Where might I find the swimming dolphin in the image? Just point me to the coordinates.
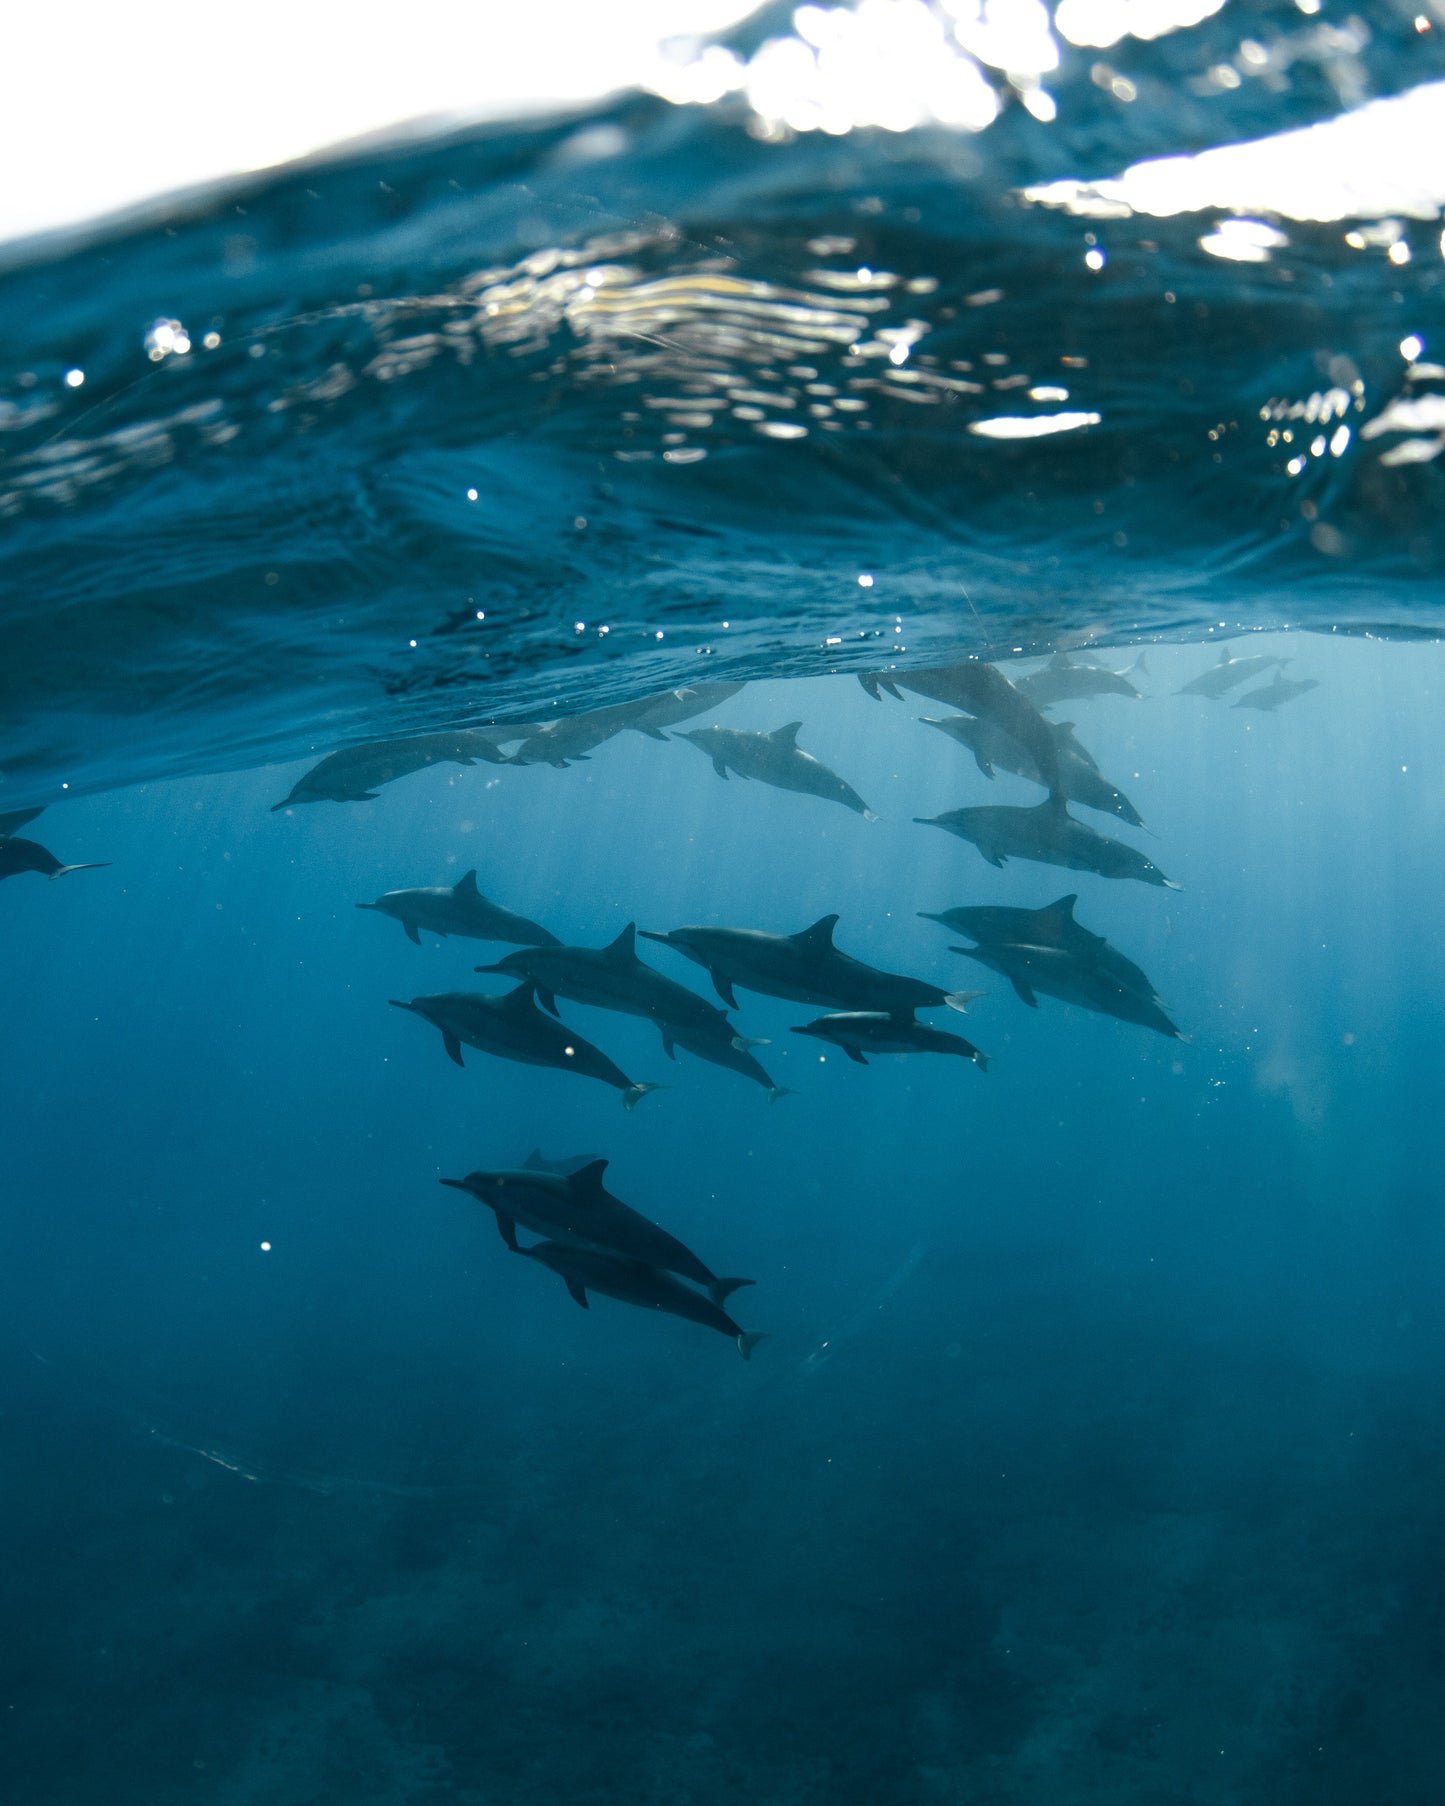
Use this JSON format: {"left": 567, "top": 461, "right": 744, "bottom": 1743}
{"left": 675, "top": 723, "right": 876, "bottom": 819}
{"left": 1231, "top": 673, "right": 1320, "bottom": 711}
{"left": 357, "top": 870, "right": 559, "bottom": 948}
{"left": 516, "top": 1240, "right": 765, "bottom": 1359}
{"left": 792, "top": 1010, "right": 989, "bottom": 1069}
{"left": 920, "top": 714, "right": 1144, "bottom": 827}
{"left": 950, "top": 940, "right": 1183, "bottom": 1039}
{"left": 477, "top": 923, "right": 732, "bottom": 1033}
{"left": 640, "top": 915, "right": 976, "bottom": 1013}
{"left": 655, "top": 1016, "right": 792, "bottom": 1102}
{"left": 920, "top": 894, "right": 1154, "bottom": 997}
{"left": 916, "top": 796, "right": 1179, "bottom": 888}
{"left": 440, "top": 1158, "right": 741, "bottom": 1298}
{"left": 859, "top": 661, "right": 1061, "bottom": 793}
{"left": 389, "top": 986, "right": 662, "bottom": 1108}
{"left": 0, "top": 827, "right": 110, "bottom": 884}
{"left": 1017, "top": 651, "right": 1147, "bottom": 707}
{"left": 1176, "top": 648, "right": 1290, "bottom": 697}
{"left": 273, "top": 729, "right": 510, "bottom": 809}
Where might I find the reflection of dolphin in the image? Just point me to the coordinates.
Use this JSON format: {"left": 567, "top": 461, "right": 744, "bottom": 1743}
{"left": 1176, "top": 648, "right": 1290, "bottom": 697}
{"left": 357, "top": 870, "right": 558, "bottom": 948}
{"left": 916, "top": 797, "right": 1179, "bottom": 888}
{"left": 440, "top": 1158, "right": 735, "bottom": 1296}
{"left": 517, "top": 1240, "right": 764, "bottom": 1359}
{"left": 1232, "top": 673, "right": 1319, "bottom": 712}
{"left": 641, "top": 915, "right": 975, "bottom": 1013}
{"left": 390, "top": 987, "right": 662, "bottom": 1108}
{"left": 860, "top": 661, "right": 1060, "bottom": 793}
{"left": 273, "top": 730, "right": 509, "bottom": 808}
{"left": 792, "top": 1010, "right": 988, "bottom": 1070}
{"left": 920, "top": 714, "right": 1144, "bottom": 827}
{"left": 1018, "top": 650, "right": 1147, "bottom": 706}
{"left": 677, "top": 723, "right": 875, "bottom": 819}
{"left": 478, "top": 923, "right": 730, "bottom": 1034}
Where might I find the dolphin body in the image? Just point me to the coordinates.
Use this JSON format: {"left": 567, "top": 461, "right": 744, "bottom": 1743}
{"left": 640, "top": 914, "right": 975, "bottom": 1013}
{"left": 439, "top": 1158, "right": 740, "bottom": 1299}
{"left": 655, "top": 1017, "right": 792, "bottom": 1102}
{"left": 273, "top": 730, "right": 510, "bottom": 809}
{"left": 0, "top": 808, "right": 109, "bottom": 884}
{"left": 675, "top": 723, "right": 876, "bottom": 819}
{"left": 792, "top": 1010, "right": 988, "bottom": 1069}
{"left": 477, "top": 923, "right": 731, "bottom": 1033}
{"left": 510, "top": 683, "right": 747, "bottom": 768}
{"left": 920, "top": 895, "right": 1154, "bottom": 997}
{"left": 517, "top": 1240, "right": 765, "bottom": 1359}
{"left": 916, "top": 796, "right": 1179, "bottom": 888}
{"left": 1017, "top": 651, "right": 1147, "bottom": 707}
{"left": 920, "top": 713, "right": 1144, "bottom": 828}
{"left": 389, "top": 986, "right": 662, "bottom": 1108}
{"left": 1176, "top": 649, "right": 1290, "bottom": 698}
{"left": 357, "top": 870, "right": 559, "bottom": 948}
{"left": 859, "top": 661, "right": 1062, "bottom": 794}
{"left": 952, "top": 940, "right": 1183, "bottom": 1039}
{"left": 1232, "top": 673, "right": 1320, "bottom": 712}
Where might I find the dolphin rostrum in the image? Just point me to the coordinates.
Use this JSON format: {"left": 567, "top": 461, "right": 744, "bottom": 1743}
{"left": 272, "top": 729, "right": 510, "bottom": 809}
{"left": 915, "top": 796, "right": 1179, "bottom": 888}
{"left": 1231, "top": 673, "right": 1320, "bottom": 712}
{"left": 477, "top": 923, "right": 732, "bottom": 1033}
{"left": 1176, "top": 648, "right": 1290, "bottom": 698}
{"left": 675, "top": 723, "right": 876, "bottom": 819}
{"left": 357, "top": 870, "right": 559, "bottom": 948}
{"left": 920, "top": 713, "right": 1144, "bottom": 828}
{"left": 516, "top": 1240, "right": 765, "bottom": 1360}
{"left": 0, "top": 807, "right": 109, "bottom": 884}
{"left": 791, "top": 1010, "right": 988, "bottom": 1069}
{"left": 439, "top": 1158, "right": 742, "bottom": 1299}
{"left": 858, "top": 660, "right": 1061, "bottom": 794}
{"left": 389, "top": 986, "right": 663, "bottom": 1108}
{"left": 640, "top": 915, "right": 976, "bottom": 1013}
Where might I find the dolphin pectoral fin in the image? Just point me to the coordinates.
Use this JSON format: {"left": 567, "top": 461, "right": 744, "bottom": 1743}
{"left": 443, "top": 1031, "right": 465, "bottom": 1067}
{"left": 709, "top": 1277, "right": 754, "bottom": 1308}
{"left": 565, "top": 1278, "right": 590, "bottom": 1310}
{"left": 858, "top": 673, "right": 882, "bottom": 700}
{"left": 403, "top": 920, "right": 421, "bottom": 946}
{"left": 711, "top": 758, "right": 729, "bottom": 780}
{"left": 982, "top": 852, "right": 1005, "bottom": 868}
{"left": 711, "top": 971, "right": 739, "bottom": 1009}
{"left": 662, "top": 1030, "right": 677, "bottom": 1060}
{"left": 537, "top": 987, "right": 561, "bottom": 1018}
{"left": 495, "top": 1214, "right": 520, "bottom": 1252}
{"left": 1010, "top": 978, "right": 1039, "bottom": 1008}
{"left": 737, "top": 1332, "right": 767, "bottom": 1361}
{"left": 845, "top": 1046, "right": 868, "bottom": 1065}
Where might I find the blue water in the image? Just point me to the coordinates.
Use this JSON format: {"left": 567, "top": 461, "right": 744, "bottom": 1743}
{"left": 4, "top": 10, "right": 1445, "bottom": 1801}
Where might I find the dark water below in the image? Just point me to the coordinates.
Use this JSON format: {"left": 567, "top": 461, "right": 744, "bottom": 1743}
{"left": 3, "top": 10, "right": 1445, "bottom": 1802}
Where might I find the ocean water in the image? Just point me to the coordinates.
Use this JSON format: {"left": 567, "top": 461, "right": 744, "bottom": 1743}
{"left": 4, "top": 8, "right": 1445, "bottom": 1803}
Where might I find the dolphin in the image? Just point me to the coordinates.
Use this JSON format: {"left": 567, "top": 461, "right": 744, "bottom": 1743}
{"left": 1176, "top": 648, "right": 1290, "bottom": 698}
{"left": 858, "top": 661, "right": 1061, "bottom": 793}
{"left": 1232, "top": 673, "right": 1320, "bottom": 711}
{"left": 516, "top": 1240, "right": 765, "bottom": 1360}
{"left": 1017, "top": 651, "right": 1147, "bottom": 707}
{"left": 920, "top": 714, "right": 1145, "bottom": 827}
{"left": 916, "top": 796, "right": 1179, "bottom": 888}
{"left": 357, "top": 870, "right": 559, "bottom": 948}
{"left": 655, "top": 1016, "right": 793, "bottom": 1102}
{"left": 272, "top": 729, "right": 510, "bottom": 809}
{"left": 919, "top": 894, "right": 1154, "bottom": 997}
{"left": 477, "top": 923, "right": 732, "bottom": 1033}
{"left": 675, "top": 723, "right": 876, "bottom": 819}
{"left": 640, "top": 915, "right": 976, "bottom": 1013}
{"left": 507, "top": 686, "right": 744, "bottom": 768}
{"left": 951, "top": 940, "right": 1183, "bottom": 1039}
{"left": 0, "top": 834, "right": 110, "bottom": 884}
{"left": 389, "top": 986, "right": 662, "bottom": 1108}
{"left": 791, "top": 1010, "right": 988, "bottom": 1069}
{"left": 439, "top": 1157, "right": 742, "bottom": 1298}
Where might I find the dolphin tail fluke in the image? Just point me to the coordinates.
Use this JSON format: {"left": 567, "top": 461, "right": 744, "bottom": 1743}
{"left": 766, "top": 1086, "right": 796, "bottom": 1104}
{"left": 973, "top": 1051, "right": 991, "bottom": 1074}
{"left": 50, "top": 861, "right": 110, "bottom": 879}
{"left": 736, "top": 1332, "right": 767, "bottom": 1362}
{"left": 709, "top": 1277, "right": 754, "bottom": 1308}
{"left": 622, "top": 1082, "right": 667, "bottom": 1111}
{"left": 944, "top": 989, "right": 984, "bottom": 1014}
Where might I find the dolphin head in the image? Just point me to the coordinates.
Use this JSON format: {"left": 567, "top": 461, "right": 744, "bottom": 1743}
{"left": 439, "top": 1171, "right": 510, "bottom": 1206}
{"left": 474, "top": 949, "right": 530, "bottom": 977}
{"left": 789, "top": 1020, "right": 830, "bottom": 1043}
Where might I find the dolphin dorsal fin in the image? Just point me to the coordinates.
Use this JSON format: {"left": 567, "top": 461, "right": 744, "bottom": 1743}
{"left": 794, "top": 913, "right": 839, "bottom": 949}
{"left": 502, "top": 980, "right": 537, "bottom": 1012}
{"left": 523, "top": 1149, "right": 546, "bottom": 1170}
{"left": 569, "top": 1159, "right": 610, "bottom": 1200}
{"left": 604, "top": 923, "right": 638, "bottom": 962}
{"left": 771, "top": 721, "right": 803, "bottom": 747}
{"left": 453, "top": 869, "right": 480, "bottom": 896}
{"left": 1048, "top": 651, "right": 1071, "bottom": 669}
{"left": 1040, "top": 895, "right": 1079, "bottom": 928}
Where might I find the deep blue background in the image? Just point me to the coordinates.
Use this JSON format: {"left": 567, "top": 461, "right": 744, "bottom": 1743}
{"left": 3, "top": 635, "right": 1442, "bottom": 1802}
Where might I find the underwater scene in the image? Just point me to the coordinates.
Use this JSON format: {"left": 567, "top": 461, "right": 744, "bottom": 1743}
{"left": 3, "top": 4, "right": 1444, "bottom": 1801}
